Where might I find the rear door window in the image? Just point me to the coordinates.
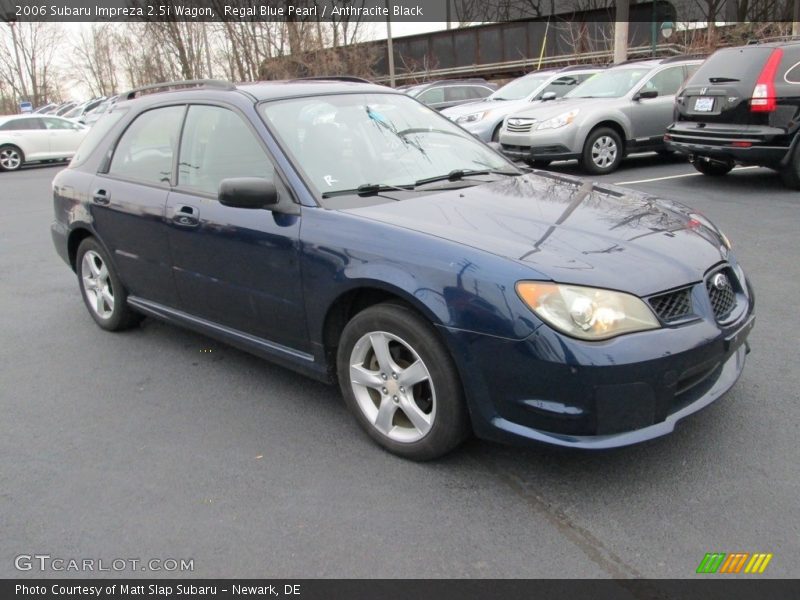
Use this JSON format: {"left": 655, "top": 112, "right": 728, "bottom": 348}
{"left": 0, "top": 118, "right": 43, "bottom": 130}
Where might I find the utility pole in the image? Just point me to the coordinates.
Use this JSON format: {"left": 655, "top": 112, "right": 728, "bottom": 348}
{"left": 386, "top": 0, "right": 395, "bottom": 87}
{"left": 793, "top": 0, "right": 800, "bottom": 37}
{"left": 613, "top": 0, "right": 629, "bottom": 64}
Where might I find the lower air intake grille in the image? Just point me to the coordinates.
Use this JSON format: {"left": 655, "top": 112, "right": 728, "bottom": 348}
{"left": 649, "top": 287, "right": 693, "bottom": 322}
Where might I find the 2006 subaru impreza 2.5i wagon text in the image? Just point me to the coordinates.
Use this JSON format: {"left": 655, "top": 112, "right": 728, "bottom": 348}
{"left": 51, "top": 78, "right": 755, "bottom": 460}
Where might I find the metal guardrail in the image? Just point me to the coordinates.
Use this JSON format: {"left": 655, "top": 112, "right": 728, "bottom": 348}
{"left": 375, "top": 43, "right": 687, "bottom": 85}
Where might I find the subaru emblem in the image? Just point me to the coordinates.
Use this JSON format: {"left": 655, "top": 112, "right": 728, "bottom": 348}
{"left": 712, "top": 273, "right": 729, "bottom": 290}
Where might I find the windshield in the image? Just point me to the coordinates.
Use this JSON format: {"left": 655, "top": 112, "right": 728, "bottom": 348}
{"left": 567, "top": 68, "right": 650, "bottom": 99}
{"left": 261, "top": 93, "right": 515, "bottom": 197}
{"left": 491, "top": 74, "right": 550, "bottom": 100}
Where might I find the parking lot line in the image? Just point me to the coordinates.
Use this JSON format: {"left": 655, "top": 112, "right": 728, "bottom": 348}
{"left": 615, "top": 166, "right": 760, "bottom": 186}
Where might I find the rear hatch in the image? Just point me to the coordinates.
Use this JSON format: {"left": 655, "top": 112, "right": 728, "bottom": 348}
{"left": 676, "top": 46, "right": 775, "bottom": 125}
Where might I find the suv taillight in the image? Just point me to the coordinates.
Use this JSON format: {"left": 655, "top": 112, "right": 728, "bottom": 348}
{"left": 750, "top": 48, "right": 783, "bottom": 112}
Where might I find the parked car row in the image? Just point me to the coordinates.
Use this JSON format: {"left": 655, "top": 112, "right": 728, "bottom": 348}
{"left": 435, "top": 39, "right": 800, "bottom": 188}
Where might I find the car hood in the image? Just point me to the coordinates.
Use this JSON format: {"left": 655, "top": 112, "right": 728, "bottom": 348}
{"left": 508, "top": 97, "right": 595, "bottom": 120}
{"left": 343, "top": 173, "right": 729, "bottom": 297}
{"left": 442, "top": 98, "right": 530, "bottom": 119}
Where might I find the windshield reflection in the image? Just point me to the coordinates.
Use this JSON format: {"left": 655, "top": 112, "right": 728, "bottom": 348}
{"left": 261, "top": 93, "right": 515, "bottom": 198}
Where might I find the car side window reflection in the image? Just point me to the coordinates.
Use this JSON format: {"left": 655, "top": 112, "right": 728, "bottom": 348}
{"left": 177, "top": 105, "right": 274, "bottom": 197}
{"left": 644, "top": 66, "right": 686, "bottom": 96}
{"left": 109, "top": 106, "right": 184, "bottom": 186}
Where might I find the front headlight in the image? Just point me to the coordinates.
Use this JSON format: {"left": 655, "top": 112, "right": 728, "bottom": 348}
{"left": 516, "top": 282, "right": 660, "bottom": 340}
{"left": 535, "top": 109, "right": 580, "bottom": 130}
{"left": 455, "top": 111, "right": 488, "bottom": 124}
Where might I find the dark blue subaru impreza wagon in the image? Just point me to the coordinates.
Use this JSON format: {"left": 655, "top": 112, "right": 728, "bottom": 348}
{"left": 51, "top": 78, "right": 754, "bottom": 459}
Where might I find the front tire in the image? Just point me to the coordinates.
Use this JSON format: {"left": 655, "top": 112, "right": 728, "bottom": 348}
{"left": 0, "top": 145, "right": 24, "bottom": 171}
{"left": 580, "top": 127, "right": 623, "bottom": 174}
{"left": 76, "top": 238, "right": 142, "bottom": 331}
{"left": 692, "top": 158, "right": 734, "bottom": 177}
{"left": 337, "top": 303, "right": 470, "bottom": 460}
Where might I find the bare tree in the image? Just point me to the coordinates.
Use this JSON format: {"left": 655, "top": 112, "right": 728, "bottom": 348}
{"left": 0, "top": 21, "right": 62, "bottom": 107}
{"left": 70, "top": 23, "right": 119, "bottom": 98}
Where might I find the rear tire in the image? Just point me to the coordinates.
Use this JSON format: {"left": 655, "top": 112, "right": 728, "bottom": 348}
{"left": 693, "top": 158, "right": 734, "bottom": 177}
{"left": 76, "top": 238, "right": 142, "bottom": 331}
{"left": 0, "top": 145, "right": 24, "bottom": 171}
{"left": 580, "top": 127, "right": 623, "bottom": 174}
{"left": 337, "top": 303, "right": 470, "bottom": 460}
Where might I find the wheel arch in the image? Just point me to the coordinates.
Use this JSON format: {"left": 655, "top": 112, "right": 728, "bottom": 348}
{"left": 321, "top": 282, "right": 445, "bottom": 355}
{"left": 586, "top": 120, "right": 628, "bottom": 153}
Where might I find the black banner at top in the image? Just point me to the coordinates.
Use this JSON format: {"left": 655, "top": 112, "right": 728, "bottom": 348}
{"left": 0, "top": 0, "right": 796, "bottom": 23}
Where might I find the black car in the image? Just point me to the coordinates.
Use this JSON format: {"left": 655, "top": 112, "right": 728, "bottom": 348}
{"left": 51, "top": 78, "right": 753, "bottom": 460}
{"left": 666, "top": 40, "right": 800, "bottom": 188}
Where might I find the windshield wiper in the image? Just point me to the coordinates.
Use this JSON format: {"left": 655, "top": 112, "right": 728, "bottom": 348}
{"left": 708, "top": 77, "right": 740, "bottom": 83}
{"left": 321, "top": 182, "right": 418, "bottom": 199}
{"left": 415, "top": 168, "right": 520, "bottom": 187}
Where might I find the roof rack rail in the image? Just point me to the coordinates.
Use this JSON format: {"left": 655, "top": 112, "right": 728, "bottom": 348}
{"left": 122, "top": 79, "right": 236, "bottom": 100}
{"left": 290, "top": 76, "right": 372, "bottom": 84}
{"left": 661, "top": 53, "right": 707, "bottom": 63}
{"left": 559, "top": 64, "right": 606, "bottom": 72}
{"left": 747, "top": 35, "right": 800, "bottom": 45}
{"left": 616, "top": 56, "right": 661, "bottom": 65}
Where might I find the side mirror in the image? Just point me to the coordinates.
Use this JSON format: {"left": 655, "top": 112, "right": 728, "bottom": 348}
{"left": 540, "top": 91, "right": 557, "bottom": 101}
{"left": 218, "top": 177, "right": 278, "bottom": 209}
{"left": 635, "top": 90, "right": 659, "bottom": 101}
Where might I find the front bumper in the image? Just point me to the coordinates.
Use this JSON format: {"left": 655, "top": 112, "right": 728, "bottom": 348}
{"left": 441, "top": 276, "right": 755, "bottom": 449}
{"left": 499, "top": 126, "right": 581, "bottom": 162}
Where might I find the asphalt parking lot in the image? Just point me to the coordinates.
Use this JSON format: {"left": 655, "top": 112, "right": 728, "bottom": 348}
{"left": 1, "top": 156, "right": 798, "bottom": 580}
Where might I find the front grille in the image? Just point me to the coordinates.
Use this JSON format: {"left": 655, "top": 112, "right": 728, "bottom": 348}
{"left": 505, "top": 119, "right": 536, "bottom": 133}
{"left": 706, "top": 268, "right": 737, "bottom": 321}
{"left": 648, "top": 287, "right": 693, "bottom": 322}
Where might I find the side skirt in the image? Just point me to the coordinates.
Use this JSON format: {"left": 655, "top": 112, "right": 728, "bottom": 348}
{"left": 127, "top": 296, "right": 332, "bottom": 384}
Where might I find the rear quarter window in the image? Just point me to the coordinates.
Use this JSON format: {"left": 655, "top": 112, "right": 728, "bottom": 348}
{"left": 69, "top": 107, "right": 129, "bottom": 168}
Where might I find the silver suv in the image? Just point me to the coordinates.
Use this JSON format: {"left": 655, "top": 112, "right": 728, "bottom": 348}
{"left": 499, "top": 57, "right": 702, "bottom": 173}
{"left": 442, "top": 66, "right": 602, "bottom": 142}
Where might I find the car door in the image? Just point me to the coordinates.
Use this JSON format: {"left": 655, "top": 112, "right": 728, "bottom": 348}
{"left": 42, "top": 117, "right": 85, "bottom": 157}
{"left": 1, "top": 117, "right": 50, "bottom": 160}
{"left": 90, "top": 105, "right": 185, "bottom": 307}
{"left": 165, "top": 104, "right": 307, "bottom": 351}
{"left": 627, "top": 65, "right": 688, "bottom": 142}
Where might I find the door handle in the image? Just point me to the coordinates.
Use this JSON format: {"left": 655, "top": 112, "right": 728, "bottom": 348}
{"left": 172, "top": 204, "right": 199, "bottom": 227}
{"left": 92, "top": 189, "right": 110, "bottom": 205}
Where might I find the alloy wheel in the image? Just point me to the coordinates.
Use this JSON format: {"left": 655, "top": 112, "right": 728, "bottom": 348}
{"left": 81, "top": 250, "right": 115, "bottom": 319}
{"left": 348, "top": 331, "right": 436, "bottom": 443}
{"left": 0, "top": 148, "right": 22, "bottom": 170}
